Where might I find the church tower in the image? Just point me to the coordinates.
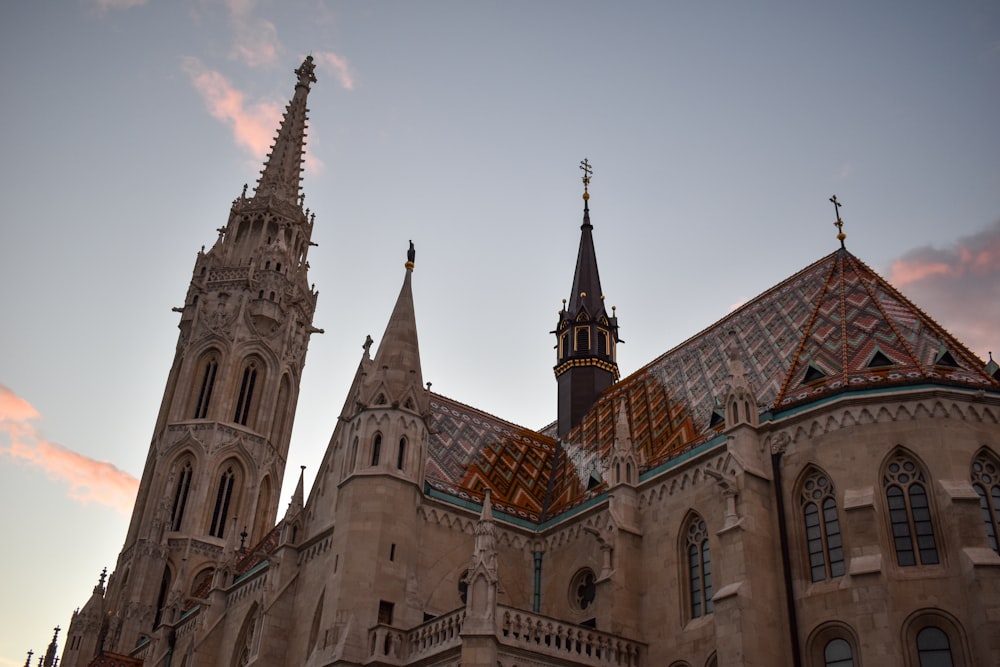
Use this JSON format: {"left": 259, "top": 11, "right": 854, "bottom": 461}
{"left": 60, "top": 56, "right": 323, "bottom": 665}
{"left": 554, "top": 160, "right": 620, "bottom": 437}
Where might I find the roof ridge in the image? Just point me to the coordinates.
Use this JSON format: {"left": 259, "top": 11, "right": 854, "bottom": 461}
{"left": 429, "top": 391, "right": 557, "bottom": 440}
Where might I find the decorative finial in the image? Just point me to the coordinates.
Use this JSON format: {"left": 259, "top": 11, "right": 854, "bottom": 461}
{"left": 241, "top": 183, "right": 248, "bottom": 199}
{"left": 295, "top": 55, "right": 317, "bottom": 88}
{"left": 580, "top": 158, "right": 593, "bottom": 202}
{"left": 239, "top": 527, "right": 248, "bottom": 552}
{"left": 830, "top": 195, "right": 846, "bottom": 248}
{"left": 24, "top": 650, "right": 33, "bottom": 667}
{"left": 406, "top": 240, "right": 415, "bottom": 270}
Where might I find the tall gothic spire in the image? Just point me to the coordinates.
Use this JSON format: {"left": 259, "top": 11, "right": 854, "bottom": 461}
{"left": 254, "top": 55, "right": 317, "bottom": 204}
{"left": 554, "top": 161, "right": 620, "bottom": 437}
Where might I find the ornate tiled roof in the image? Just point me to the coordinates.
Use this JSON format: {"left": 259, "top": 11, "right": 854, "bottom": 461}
{"left": 425, "top": 395, "right": 557, "bottom": 522}
{"left": 424, "top": 248, "right": 998, "bottom": 522}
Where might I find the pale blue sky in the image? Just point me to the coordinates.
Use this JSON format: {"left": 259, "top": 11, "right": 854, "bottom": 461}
{"left": 1, "top": 1, "right": 999, "bottom": 663}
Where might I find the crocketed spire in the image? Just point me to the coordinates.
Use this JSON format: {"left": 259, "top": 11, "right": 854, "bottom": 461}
{"left": 254, "top": 55, "right": 316, "bottom": 205}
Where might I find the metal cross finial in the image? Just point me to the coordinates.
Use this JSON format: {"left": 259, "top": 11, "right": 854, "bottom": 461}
{"left": 239, "top": 528, "right": 248, "bottom": 552}
{"left": 830, "top": 195, "right": 846, "bottom": 248}
{"left": 579, "top": 159, "right": 593, "bottom": 192}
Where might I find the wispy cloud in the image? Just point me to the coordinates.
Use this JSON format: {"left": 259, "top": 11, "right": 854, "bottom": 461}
{"left": 0, "top": 386, "right": 138, "bottom": 514}
{"left": 94, "top": 0, "right": 146, "bottom": 11}
{"left": 226, "top": 0, "right": 282, "bottom": 67}
{"left": 888, "top": 220, "right": 1000, "bottom": 359}
{"left": 313, "top": 50, "right": 357, "bottom": 90}
{"left": 182, "top": 57, "right": 281, "bottom": 159}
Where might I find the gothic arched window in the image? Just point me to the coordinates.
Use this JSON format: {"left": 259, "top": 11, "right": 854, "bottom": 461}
{"left": 971, "top": 450, "right": 1000, "bottom": 553}
{"left": 883, "top": 450, "right": 939, "bottom": 566}
{"left": 397, "top": 437, "right": 407, "bottom": 470}
{"left": 371, "top": 433, "right": 382, "bottom": 466}
{"left": 684, "top": 513, "right": 713, "bottom": 618}
{"left": 192, "top": 354, "right": 219, "bottom": 419}
{"left": 209, "top": 465, "right": 237, "bottom": 538}
{"left": 799, "top": 468, "right": 845, "bottom": 581}
{"left": 233, "top": 361, "right": 259, "bottom": 426}
{"left": 170, "top": 460, "right": 193, "bottom": 531}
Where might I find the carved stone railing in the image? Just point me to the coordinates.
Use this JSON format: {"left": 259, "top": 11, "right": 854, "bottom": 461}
{"left": 365, "top": 605, "right": 642, "bottom": 666}
{"left": 498, "top": 607, "right": 643, "bottom": 666}
{"left": 130, "top": 636, "right": 152, "bottom": 661}
{"left": 366, "top": 608, "right": 465, "bottom": 665}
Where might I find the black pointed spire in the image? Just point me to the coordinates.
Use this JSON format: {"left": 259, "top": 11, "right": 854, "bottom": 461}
{"left": 554, "top": 161, "right": 621, "bottom": 437}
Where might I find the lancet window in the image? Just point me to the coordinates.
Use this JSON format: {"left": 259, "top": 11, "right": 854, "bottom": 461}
{"left": 684, "top": 513, "right": 713, "bottom": 618}
{"left": 799, "top": 468, "right": 845, "bottom": 581}
{"left": 170, "top": 460, "right": 193, "bottom": 531}
{"left": 192, "top": 355, "right": 218, "bottom": 419}
{"left": 883, "top": 450, "right": 939, "bottom": 566}
{"left": 233, "top": 362, "right": 259, "bottom": 426}
{"left": 971, "top": 450, "right": 1000, "bottom": 553}
{"left": 209, "top": 465, "right": 237, "bottom": 538}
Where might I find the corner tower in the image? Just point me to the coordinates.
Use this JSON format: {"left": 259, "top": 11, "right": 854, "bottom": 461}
{"left": 60, "top": 56, "right": 323, "bottom": 666}
{"left": 554, "top": 160, "right": 620, "bottom": 437}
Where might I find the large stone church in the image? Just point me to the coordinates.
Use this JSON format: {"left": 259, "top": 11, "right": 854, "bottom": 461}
{"left": 54, "top": 56, "right": 1000, "bottom": 667}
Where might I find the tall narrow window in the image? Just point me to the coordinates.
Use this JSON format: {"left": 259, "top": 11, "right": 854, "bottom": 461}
{"left": 397, "top": 437, "right": 407, "bottom": 470}
{"left": 800, "top": 468, "right": 845, "bottom": 581}
{"left": 971, "top": 451, "right": 1000, "bottom": 553}
{"left": 684, "top": 514, "right": 713, "bottom": 618}
{"left": 824, "top": 638, "right": 854, "bottom": 667}
{"left": 371, "top": 434, "right": 382, "bottom": 466}
{"left": 170, "top": 461, "right": 193, "bottom": 531}
{"left": 193, "top": 357, "right": 218, "bottom": 419}
{"left": 916, "top": 626, "right": 954, "bottom": 667}
{"left": 210, "top": 466, "right": 236, "bottom": 538}
{"left": 597, "top": 330, "right": 609, "bottom": 356}
{"left": 883, "top": 451, "right": 939, "bottom": 566}
{"left": 349, "top": 437, "right": 359, "bottom": 473}
{"left": 233, "top": 362, "right": 258, "bottom": 426}
{"left": 575, "top": 326, "right": 590, "bottom": 352}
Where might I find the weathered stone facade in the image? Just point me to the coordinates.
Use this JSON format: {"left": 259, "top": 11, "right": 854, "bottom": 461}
{"left": 57, "top": 57, "right": 1000, "bottom": 667}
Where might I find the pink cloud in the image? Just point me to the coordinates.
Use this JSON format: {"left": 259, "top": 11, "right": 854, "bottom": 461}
{"left": 182, "top": 57, "right": 281, "bottom": 159}
{"left": 226, "top": 0, "right": 282, "bottom": 67}
{"left": 314, "top": 51, "right": 357, "bottom": 91}
{"left": 887, "top": 220, "right": 1000, "bottom": 359}
{"left": 0, "top": 386, "right": 138, "bottom": 514}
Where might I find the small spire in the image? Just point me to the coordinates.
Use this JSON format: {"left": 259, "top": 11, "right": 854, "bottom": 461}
{"left": 830, "top": 195, "right": 846, "bottom": 249}
{"left": 93, "top": 567, "right": 108, "bottom": 595}
{"left": 406, "top": 240, "right": 415, "bottom": 271}
{"left": 24, "top": 650, "right": 33, "bottom": 667}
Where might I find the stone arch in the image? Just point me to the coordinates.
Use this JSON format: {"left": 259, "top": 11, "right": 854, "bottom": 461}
{"left": 901, "top": 607, "right": 970, "bottom": 667}
{"left": 806, "top": 619, "right": 860, "bottom": 667}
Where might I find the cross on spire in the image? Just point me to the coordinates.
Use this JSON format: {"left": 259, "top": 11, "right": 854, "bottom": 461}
{"left": 580, "top": 159, "right": 593, "bottom": 194}
{"left": 829, "top": 195, "right": 846, "bottom": 248}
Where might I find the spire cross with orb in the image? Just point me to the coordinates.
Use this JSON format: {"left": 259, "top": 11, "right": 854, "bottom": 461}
{"left": 830, "top": 195, "right": 846, "bottom": 248}
{"left": 580, "top": 159, "right": 593, "bottom": 195}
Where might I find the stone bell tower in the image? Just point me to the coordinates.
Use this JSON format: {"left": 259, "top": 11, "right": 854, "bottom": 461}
{"left": 60, "top": 55, "right": 323, "bottom": 666}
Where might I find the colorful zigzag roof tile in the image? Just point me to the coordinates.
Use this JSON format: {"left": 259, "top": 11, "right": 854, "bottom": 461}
{"left": 424, "top": 248, "right": 997, "bottom": 522}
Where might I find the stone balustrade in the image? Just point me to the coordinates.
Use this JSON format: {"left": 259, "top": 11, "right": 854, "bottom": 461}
{"left": 365, "top": 605, "right": 642, "bottom": 666}
{"left": 367, "top": 608, "right": 465, "bottom": 664}
{"left": 498, "top": 606, "right": 643, "bottom": 666}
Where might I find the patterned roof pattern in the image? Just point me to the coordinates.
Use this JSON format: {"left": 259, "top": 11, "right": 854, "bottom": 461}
{"left": 426, "top": 395, "right": 557, "bottom": 522}
{"left": 425, "top": 248, "right": 997, "bottom": 522}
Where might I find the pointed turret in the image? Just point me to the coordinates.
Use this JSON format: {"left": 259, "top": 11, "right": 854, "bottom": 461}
{"left": 254, "top": 55, "right": 316, "bottom": 204}
{"left": 361, "top": 242, "right": 426, "bottom": 414}
{"left": 554, "top": 160, "right": 621, "bottom": 437}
